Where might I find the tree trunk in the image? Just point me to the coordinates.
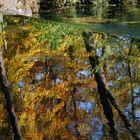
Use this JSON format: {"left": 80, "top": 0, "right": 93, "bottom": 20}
{"left": 82, "top": 31, "right": 139, "bottom": 140}
{"left": 0, "top": 14, "right": 22, "bottom": 140}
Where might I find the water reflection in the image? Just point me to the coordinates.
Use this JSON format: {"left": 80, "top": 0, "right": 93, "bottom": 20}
{"left": 133, "top": 86, "right": 140, "bottom": 94}
{"left": 39, "top": 5, "right": 140, "bottom": 38}
{"left": 91, "top": 118, "right": 103, "bottom": 140}
{"left": 77, "top": 69, "right": 91, "bottom": 79}
{"left": 135, "top": 109, "right": 140, "bottom": 121}
{"left": 1, "top": 15, "right": 140, "bottom": 140}
{"left": 77, "top": 101, "right": 95, "bottom": 113}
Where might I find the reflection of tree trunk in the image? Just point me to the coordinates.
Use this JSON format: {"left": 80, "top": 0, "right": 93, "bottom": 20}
{"left": 67, "top": 45, "right": 80, "bottom": 137}
{"left": 83, "top": 32, "right": 139, "bottom": 140}
{"left": 0, "top": 49, "right": 22, "bottom": 140}
{"left": 102, "top": 46, "right": 108, "bottom": 79}
{"left": 72, "top": 87, "right": 77, "bottom": 120}
{"left": 135, "top": 40, "right": 140, "bottom": 80}
{"left": 0, "top": 15, "right": 22, "bottom": 139}
{"left": 83, "top": 32, "right": 116, "bottom": 135}
{"left": 68, "top": 45, "right": 77, "bottom": 119}
{"left": 127, "top": 40, "right": 135, "bottom": 119}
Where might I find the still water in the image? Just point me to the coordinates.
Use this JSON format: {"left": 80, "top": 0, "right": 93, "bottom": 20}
{"left": 0, "top": 4, "right": 140, "bottom": 140}
{"left": 39, "top": 4, "right": 140, "bottom": 38}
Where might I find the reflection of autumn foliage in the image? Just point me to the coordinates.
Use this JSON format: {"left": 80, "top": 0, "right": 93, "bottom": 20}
{"left": 1, "top": 16, "right": 140, "bottom": 139}
{"left": 1, "top": 16, "right": 91, "bottom": 139}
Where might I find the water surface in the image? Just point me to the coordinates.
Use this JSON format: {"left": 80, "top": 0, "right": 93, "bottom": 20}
{"left": 39, "top": 4, "right": 140, "bottom": 38}
{"left": 0, "top": 5, "right": 140, "bottom": 140}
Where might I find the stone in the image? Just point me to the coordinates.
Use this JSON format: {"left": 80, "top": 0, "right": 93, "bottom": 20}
{"left": 0, "top": 0, "right": 39, "bottom": 16}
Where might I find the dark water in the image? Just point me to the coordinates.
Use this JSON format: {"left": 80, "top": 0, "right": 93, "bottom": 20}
{"left": 0, "top": 4, "right": 140, "bottom": 140}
